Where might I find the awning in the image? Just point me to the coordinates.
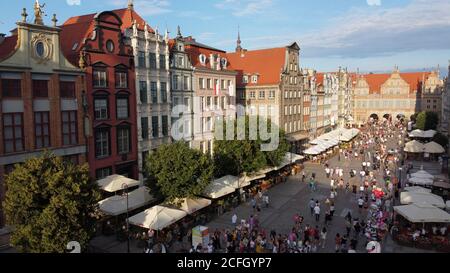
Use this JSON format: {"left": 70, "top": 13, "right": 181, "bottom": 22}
{"left": 408, "top": 129, "right": 425, "bottom": 138}
{"left": 408, "top": 177, "right": 434, "bottom": 186}
{"left": 128, "top": 206, "right": 187, "bottom": 230}
{"left": 411, "top": 170, "right": 434, "bottom": 180}
{"left": 394, "top": 203, "right": 450, "bottom": 223}
{"left": 404, "top": 140, "right": 425, "bottom": 153}
{"left": 424, "top": 130, "right": 437, "bottom": 138}
{"left": 404, "top": 186, "right": 432, "bottom": 194}
{"left": 172, "top": 198, "right": 212, "bottom": 215}
{"left": 203, "top": 176, "right": 238, "bottom": 199}
{"left": 424, "top": 142, "right": 445, "bottom": 154}
{"left": 97, "top": 175, "right": 141, "bottom": 193}
{"left": 98, "top": 187, "right": 155, "bottom": 216}
{"left": 447, "top": 201, "right": 450, "bottom": 210}
{"left": 286, "top": 132, "right": 309, "bottom": 142}
{"left": 433, "top": 181, "right": 450, "bottom": 189}
{"left": 400, "top": 192, "right": 446, "bottom": 209}
{"left": 274, "top": 152, "right": 305, "bottom": 170}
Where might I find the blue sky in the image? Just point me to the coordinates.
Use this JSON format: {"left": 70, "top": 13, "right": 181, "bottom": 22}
{"left": 1, "top": 0, "right": 450, "bottom": 74}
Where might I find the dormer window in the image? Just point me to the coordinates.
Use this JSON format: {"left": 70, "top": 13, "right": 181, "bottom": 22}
{"left": 221, "top": 58, "right": 228, "bottom": 68}
{"left": 251, "top": 75, "right": 258, "bottom": 84}
{"left": 243, "top": 76, "right": 249, "bottom": 84}
{"left": 199, "top": 54, "right": 207, "bottom": 65}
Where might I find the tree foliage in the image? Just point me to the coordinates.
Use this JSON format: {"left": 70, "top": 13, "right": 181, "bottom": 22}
{"left": 3, "top": 152, "right": 100, "bottom": 253}
{"left": 214, "top": 116, "right": 290, "bottom": 177}
{"left": 145, "top": 142, "right": 214, "bottom": 204}
{"left": 415, "top": 111, "right": 439, "bottom": 131}
{"left": 433, "top": 133, "right": 449, "bottom": 150}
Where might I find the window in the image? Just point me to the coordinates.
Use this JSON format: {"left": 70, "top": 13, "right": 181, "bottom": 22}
{"left": 159, "top": 55, "right": 166, "bottom": 70}
{"left": 117, "top": 126, "right": 131, "bottom": 154}
{"left": 60, "top": 81, "right": 76, "bottom": 98}
{"left": 243, "top": 76, "right": 249, "bottom": 84}
{"left": 3, "top": 113, "right": 24, "bottom": 153}
{"left": 294, "top": 77, "right": 298, "bottom": 85}
{"left": 214, "top": 97, "right": 219, "bottom": 110}
{"left": 284, "top": 106, "right": 288, "bottom": 115}
{"left": 151, "top": 82, "right": 158, "bottom": 103}
{"left": 34, "top": 112, "right": 50, "bottom": 149}
{"left": 32, "top": 80, "right": 48, "bottom": 98}
{"left": 116, "top": 97, "right": 129, "bottom": 119}
{"left": 149, "top": 53, "right": 157, "bottom": 69}
{"left": 221, "top": 80, "right": 226, "bottom": 90}
{"left": 240, "top": 91, "right": 245, "bottom": 99}
{"left": 161, "top": 82, "right": 167, "bottom": 103}
{"left": 177, "top": 56, "right": 184, "bottom": 67}
{"left": 62, "top": 111, "right": 78, "bottom": 146}
{"left": 106, "top": 40, "right": 115, "bottom": 53}
{"left": 250, "top": 91, "right": 256, "bottom": 99}
{"left": 96, "top": 167, "right": 112, "bottom": 180}
{"left": 138, "top": 51, "right": 146, "bottom": 68}
{"left": 207, "top": 79, "right": 212, "bottom": 89}
{"left": 173, "top": 75, "right": 179, "bottom": 90}
{"left": 206, "top": 97, "right": 211, "bottom": 109}
{"left": 221, "top": 97, "right": 225, "bottom": 110}
{"left": 199, "top": 78, "right": 205, "bottom": 89}
{"left": 139, "top": 81, "right": 148, "bottom": 103}
{"left": 184, "top": 97, "right": 190, "bottom": 111}
{"left": 94, "top": 97, "right": 108, "bottom": 120}
{"left": 259, "top": 91, "right": 265, "bottom": 99}
{"left": 93, "top": 68, "right": 107, "bottom": 88}
{"left": 285, "top": 91, "right": 288, "bottom": 98}
{"left": 95, "top": 127, "right": 110, "bottom": 158}
{"left": 290, "top": 77, "right": 293, "bottom": 84}
{"left": 252, "top": 75, "right": 258, "bottom": 84}
{"left": 200, "top": 96, "right": 204, "bottom": 111}
{"left": 184, "top": 76, "right": 189, "bottom": 90}
{"left": 2, "top": 79, "right": 21, "bottom": 98}
{"left": 115, "top": 70, "right": 128, "bottom": 88}
{"left": 152, "top": 116, "right": 159, "bottom": 138}
{"left": 162, "top": 116, "right": 168, "bottom": 137}
{"left": 269, "top": 90, "right": 275, "bottom": 99}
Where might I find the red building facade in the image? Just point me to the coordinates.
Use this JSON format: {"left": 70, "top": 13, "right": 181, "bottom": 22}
{"left": 61, "top": 11, "right": 138, "bottom": 180}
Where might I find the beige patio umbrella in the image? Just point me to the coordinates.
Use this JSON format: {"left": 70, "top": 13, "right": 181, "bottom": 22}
{"left": 404, "top": 140, "right": 425, "bottom": 153}
{"left": 424, "top": 142, "right": 445, "bottom": 154}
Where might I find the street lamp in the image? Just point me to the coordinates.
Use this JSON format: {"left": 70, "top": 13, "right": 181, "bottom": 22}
{"left": 398, "top": 167, "right": 403, "bottom": 190}
{"left": 122, "top": 183, "right": 130, "bottom": 253}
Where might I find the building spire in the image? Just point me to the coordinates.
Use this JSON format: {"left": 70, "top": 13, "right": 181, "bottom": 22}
{"left": 128, "top": 0, "right": 134, "bottom": 10}
{"left": 236, "top": 25, "right": 242, "bottom": 52}
{"left": 176, "top": 25, "right": 182, "bottom": 39}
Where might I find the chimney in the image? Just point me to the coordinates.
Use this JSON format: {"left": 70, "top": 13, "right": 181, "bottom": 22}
{"left": 0, "top": 33, "right": 6, "bottom": 45}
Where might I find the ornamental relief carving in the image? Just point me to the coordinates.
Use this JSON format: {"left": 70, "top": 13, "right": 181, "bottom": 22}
{"left": 31, "top": 33, "right": 53, "bottom": 64}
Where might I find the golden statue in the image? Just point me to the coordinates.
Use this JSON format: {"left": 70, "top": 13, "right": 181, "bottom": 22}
{"left": 34, "top": 0, "right": 45, "bottom": 25}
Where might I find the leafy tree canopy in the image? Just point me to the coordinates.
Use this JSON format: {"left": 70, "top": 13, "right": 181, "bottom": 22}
{"left": 4, "top": 152, "right": 100, "bottom": 253}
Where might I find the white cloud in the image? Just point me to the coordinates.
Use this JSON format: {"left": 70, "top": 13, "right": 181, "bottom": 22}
{"left": 67, "top": 0, "right": 81, "bottom": 5}
{"left": 111, "top": 0, "right": 172, "bottom": 15}
{"left": 215, "top": 0, "right": 274, "bottom": 17}
{"left": 367, "top": 0, "right": 381, "bottom": 6}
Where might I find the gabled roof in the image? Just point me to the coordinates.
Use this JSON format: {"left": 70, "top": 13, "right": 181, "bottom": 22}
{"left": 0, "top": 35, "right": 18, "bottom": 61}
{"left": 225, "top": 47, "right": 287, "bottom": 87}
{"left": 61, "top": 8, "right": 155, "bottom": 66}
{"left": 359, "top": 72, "right": 431, "bottom": 94}
{"left": 184, "top": 37, "right": 227, "bottom": 69}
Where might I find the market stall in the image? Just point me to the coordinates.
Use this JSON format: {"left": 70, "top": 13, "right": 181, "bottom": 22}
{"left": 394, "top": 203, "right": 450, "bottom": 223}
{"left": 203, "top": 177, "right": 238, "bottom": 199}
{"left": 128, "top": 205, "right": 188, "bottom": 230}
{"left": 97, "top": 174, "right": 141, "bottom": 193}
{"left": 404, "top": 186, "right": 432, "bottom": 194}
{"left": 408, "top": 177, "right": 434, "bottom": 187}
{"left": 424, "top": 142, "right": 445, "bottom": 154}
{"left": 404, "top": 140, "right": 425, "bottom": 153}
{"left": 411, "top": 170, "right": 435, "bottom": 180}
{"left": 173, "top": 198, "right": 212, "bottom": 215}
{"left": 400, "top": 192, "right": 446, "bottom": 209}
{"left": 98, "top": 187, "right": 155, "bottom": 216}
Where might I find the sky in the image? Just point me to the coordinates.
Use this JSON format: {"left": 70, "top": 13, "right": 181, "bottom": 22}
{"left": 1, "top": 0, "right": 450, "bottom": 74}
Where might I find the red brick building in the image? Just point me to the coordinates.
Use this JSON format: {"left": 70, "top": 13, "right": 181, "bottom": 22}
{"left": 0, "top": 6, "right": 87, "bottom": 227}
{"left": 61, "top": 10, "right": 138, "bottom": 180}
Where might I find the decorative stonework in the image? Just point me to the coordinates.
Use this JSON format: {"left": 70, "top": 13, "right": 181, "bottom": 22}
{"left": 30, "top": 33, "right": 53, "bottom": 64}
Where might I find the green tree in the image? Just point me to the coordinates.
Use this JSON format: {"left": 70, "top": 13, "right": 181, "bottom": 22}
{"left": 415, "top": 111, "right": 439, "bottom": 131}
{"left": 433, "top": 133, "right": 449, "bottom": 150}
{"left": 214, "top": 116, "right": 290, "bottom": 177}
{"left": 3, "top": 152, "right": 100, "bottom": 253}
{"left": 145, "top": 142, "right": 213, "bottom": 204}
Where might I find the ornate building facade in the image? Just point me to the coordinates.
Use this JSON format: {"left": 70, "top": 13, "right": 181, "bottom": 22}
{"left": 352, "top": 68, "right": 443, "bottom": 125}
{"left": 0, "top": 3, "right": 87, "bottom": 227}
{"left": 121, "top": 4, "right": 172, "bottom": 181}
{"left": 61, "top": 9, "right": 139, "bottom": 180}
{"left": 226, "top": 40, "right": 309, "bottom": 153}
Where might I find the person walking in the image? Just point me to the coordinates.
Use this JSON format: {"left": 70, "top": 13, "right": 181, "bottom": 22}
{"left": 232, "top": 214, "right": 238, "bottom": 226}
{"left": 320, "top": 227, "right": 328, "bottom": 249}
{"left": 309, "top": 199, "right": 315, "bottom": 216}
{"left": 358, "top": 196, "right": 365, "bottom": 214}
{"left": 314, "top": 204, "right": 321, "bottom": 222}
{"left": 330, "top": 202, "right": 335, "bottom": 218}
{"left": 335, "top": 233, "right": 342, "bottom": 253}
{"left": 324, "top": 210, "right": 331, "bottom": 226}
